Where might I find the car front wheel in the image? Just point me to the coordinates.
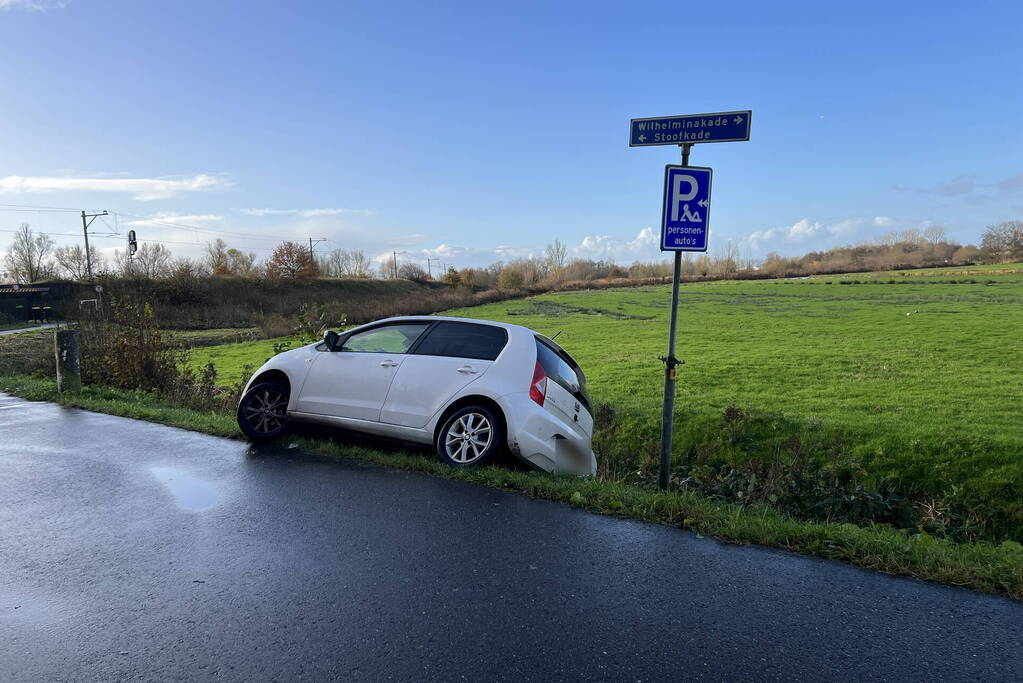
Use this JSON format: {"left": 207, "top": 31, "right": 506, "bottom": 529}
{"left": 437, "top": 405, "right": 503, "bottom": 468}
{"left": 237, "top": 382, "right": 290, "bottom": 441}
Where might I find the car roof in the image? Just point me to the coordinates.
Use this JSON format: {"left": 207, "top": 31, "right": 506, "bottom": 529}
{"left": 358, "top": 315, "right": 535, "bottom": 335}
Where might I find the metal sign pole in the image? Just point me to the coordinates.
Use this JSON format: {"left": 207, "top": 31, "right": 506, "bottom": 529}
{"left": 658, "top": 143, "right": 692, "bottom": 489}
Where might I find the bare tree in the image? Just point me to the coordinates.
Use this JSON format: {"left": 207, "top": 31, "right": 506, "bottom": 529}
{"left": 3, "top": 224, "right": 55, "bottom": 283}
{"left": 923, "top": 225, "right": 949, "bottom": 245}
{"left": 544, "top": 239, "right": 568, "bottom": 280}
{"left": 116, "top": 242, "right": 174, "bottom": 278}
{"left": 718, "top": 239, "right": 739, "bottom": 274}
{"left": 322, "top": 248, "right": 372, "bottom": 278}
{"left": 169, "top": 257, "right": 205, "bottom": 279}
{"left": 54, "top": 244, "right": 105, "bottom": 280}
{"left": 397, "top": 261, "right": 429, "bottom": 281}
{"left": 205, "top": 238, "right": 230, "bottom": 275}
{"left": 226, "top": 248, "right": 258, "bottom": 276}
{"left": 323, "top": 248, "right": 345, "bottom": 278}
{"left": 345, "top": 249, "right": 371, "bottom": 278}
{"left": 980, "top": 221, "right": 1023, "bottom": 263}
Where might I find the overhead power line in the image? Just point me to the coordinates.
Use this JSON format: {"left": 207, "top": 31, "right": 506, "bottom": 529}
{"left": 0, "top": 204, "right": 337, "bottom": 252}
{"left": 0, "top": 202, "right": 91, "bottom": 212}
{"left": 111, "top": 211, "right": 293, "bottom": 242}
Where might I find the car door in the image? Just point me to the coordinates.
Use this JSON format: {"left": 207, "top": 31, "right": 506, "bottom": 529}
{"left": 295, "top": 322, "right": 430, "bottom": 421}
{"left": 380, "top": 321, "right": 509, "bottom": 429}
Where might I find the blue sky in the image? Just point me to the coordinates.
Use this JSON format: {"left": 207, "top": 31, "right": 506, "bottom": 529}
{"left": 1, "top": 0, "right": 1021, "bottom": 269}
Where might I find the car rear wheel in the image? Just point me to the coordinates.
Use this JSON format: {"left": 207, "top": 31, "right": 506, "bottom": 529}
{"left": 437, "top": 405, "right": 502, "bottom": 468}
{"left": 237, "top": 382, "right": 290, "bottom": 441}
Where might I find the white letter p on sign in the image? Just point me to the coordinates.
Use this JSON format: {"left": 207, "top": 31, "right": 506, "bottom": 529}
{"left": 670, "top": 174, "right": 699, "bottom": 221}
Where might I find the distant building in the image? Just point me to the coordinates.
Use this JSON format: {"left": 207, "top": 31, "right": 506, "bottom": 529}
{"left": 0, "top": 284, "right": 52, "bottom": 324}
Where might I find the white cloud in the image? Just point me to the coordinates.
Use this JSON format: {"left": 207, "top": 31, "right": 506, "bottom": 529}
{"left": 239, "top": 207, "right": 373, "bottom": 217}
{"left": 873, "top": 216, "right": 893, "bottom": 227}
{"left": 370, "top": 228, "right": 663, "bottom": 270}
{"left": 0, "top": 0, "right": 70, "bottom": 10}
{"left": 0, "top": 174, "right": 228, "bottom": 200}
{"left": 570, "top": 227, "right": 660, "bottom": 262}
{"left": 741, "top": 218, "right": 867, "bottom": 252}
{"left": 123, "top": 213, "right": 226, "bottom": 228}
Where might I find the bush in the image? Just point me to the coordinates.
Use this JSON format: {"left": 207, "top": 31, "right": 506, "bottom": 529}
{"left": 79, "top": 301, "right": 182, "bottom": 393}
{"left": 497, "top": 268, "right": 525, "bottom": 289}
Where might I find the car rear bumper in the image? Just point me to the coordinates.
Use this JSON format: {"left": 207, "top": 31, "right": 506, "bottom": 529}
{"left": 498, "top": 392, "right": 597, "bottom": 476}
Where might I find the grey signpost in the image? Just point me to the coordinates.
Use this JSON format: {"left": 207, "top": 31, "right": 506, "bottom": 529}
{"left": 629, "top": 110, "right": 751, "bottom": 489}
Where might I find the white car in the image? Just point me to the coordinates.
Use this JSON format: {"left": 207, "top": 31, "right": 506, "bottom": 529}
{"left": 236, "top": 315, "right": 597, "bottom": 476}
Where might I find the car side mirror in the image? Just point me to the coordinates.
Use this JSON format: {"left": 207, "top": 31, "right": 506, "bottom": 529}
{"left": 323, "top": 329, "right": 340, "bottom": 351}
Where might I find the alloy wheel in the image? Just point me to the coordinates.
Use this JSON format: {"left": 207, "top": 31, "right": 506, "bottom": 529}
{"left": 242, "top": 387, "right": 288, "bottom": 435}
{"left": 444, "top": 412, "right": 493, "bottom": 464}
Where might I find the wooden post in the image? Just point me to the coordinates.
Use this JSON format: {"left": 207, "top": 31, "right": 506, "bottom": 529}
{"left": 54, "top": 329, "right": 81, "bottom": 393}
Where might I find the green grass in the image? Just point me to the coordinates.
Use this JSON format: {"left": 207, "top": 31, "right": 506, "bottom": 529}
{"left": 447, "top": 263, "right": 1023, "bottom": 540}
{"left": 2, "top": 372, "right": 1021, "bottom": 601}
{"left": 181, "top": 263, "right": 1023, "bottom": 541}
{"left": 187, "top": 336, "right": 297, "bottom": 384}
{"left": 169, "top": 327, "right": 260, "bottom": 347}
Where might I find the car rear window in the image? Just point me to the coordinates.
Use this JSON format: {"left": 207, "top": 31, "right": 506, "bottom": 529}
{"left": 413, "top": 321, "right": 508, "bottom": 361}
{"left": 535, "top": 336, "right": 591, "bottom": 413}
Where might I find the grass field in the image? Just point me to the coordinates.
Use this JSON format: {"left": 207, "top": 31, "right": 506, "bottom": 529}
{"left": 188, "top": 264, "right": 1023, "bottom": 540}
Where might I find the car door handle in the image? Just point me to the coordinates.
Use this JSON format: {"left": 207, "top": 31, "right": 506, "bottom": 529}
{"left": 457, "top": 366, "right": 478, "bottom": 374}
{"left": 379, "top": 360, "right": 398, "bottom": 368}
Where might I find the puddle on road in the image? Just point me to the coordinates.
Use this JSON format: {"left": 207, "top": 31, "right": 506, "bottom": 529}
{"left": 149, "top": 466, "right": 219, "bottom": 511}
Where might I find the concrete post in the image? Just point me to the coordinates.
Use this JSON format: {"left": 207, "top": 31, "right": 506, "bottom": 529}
{"left": 54, "top": 329, "right": 81, "bottom": 393}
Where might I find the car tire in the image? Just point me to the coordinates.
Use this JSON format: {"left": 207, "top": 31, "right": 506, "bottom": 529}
{"left": 237, "top": 382, "right": 290, "bottom": 441}
{"left": 437, "top": 405, "right": 503, "bottom": 468}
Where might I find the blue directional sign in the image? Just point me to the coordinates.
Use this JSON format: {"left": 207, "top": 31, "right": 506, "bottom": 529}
{"left": 661, "top": 165, "right": 712, "bottom": 252}
{"left": 630, "top": 110, "right": 751, "bottom": 147}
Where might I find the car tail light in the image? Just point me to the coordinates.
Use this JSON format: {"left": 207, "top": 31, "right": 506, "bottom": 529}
{"left": 529, "top": 360, "right": 547, "bottom": 406}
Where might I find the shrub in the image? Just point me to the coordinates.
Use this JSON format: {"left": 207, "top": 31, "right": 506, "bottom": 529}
{"left": 497, "top": 268, "right": 525, "bottom": 289}
{"left": 80, "top": 301, "right": 182, "bottom": 393}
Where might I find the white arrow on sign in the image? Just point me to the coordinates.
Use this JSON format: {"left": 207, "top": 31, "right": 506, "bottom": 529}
{"left": 638, "top": 134, "right": 647, "bottom": 142}
{"left": 698, "top": 199, "right": 709, "bottom": 208}
{"left": 733, "top": 116, "right": 743, "bottom": 124}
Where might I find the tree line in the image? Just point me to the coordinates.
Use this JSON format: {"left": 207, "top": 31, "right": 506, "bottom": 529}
{"left": 3, "top": 221, "right": 1022, "bottom": 286}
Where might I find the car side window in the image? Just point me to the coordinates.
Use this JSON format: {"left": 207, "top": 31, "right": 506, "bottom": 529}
{"left": 412, "top": 322, "right": 508, "bottom": 361}
{"left": 341, "top": 324, "right": 429, "bottom": 354}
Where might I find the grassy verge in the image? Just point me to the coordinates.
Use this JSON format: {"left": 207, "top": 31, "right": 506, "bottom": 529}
{"left": 2, "top": 373, "right": 1021, "bottom": 600}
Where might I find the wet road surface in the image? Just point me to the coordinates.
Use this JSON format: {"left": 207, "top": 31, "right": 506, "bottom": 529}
{"left": 0, "top": 323, "right": 58, "bottom": 337}
{"left": 1, "top": 393, "right": 1021, "bottom": 681}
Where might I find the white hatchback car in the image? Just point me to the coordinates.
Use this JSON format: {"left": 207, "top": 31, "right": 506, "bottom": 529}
{"left": 237, "top": 316, "right": 597, "bottom": 476}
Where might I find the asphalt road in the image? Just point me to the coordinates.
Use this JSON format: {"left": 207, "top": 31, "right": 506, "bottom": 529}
{"left": 1, "top": 394, "right": 1021, "bottom": 681}
{"left": 0, "top": 323, "right": 58, "bottom": 337}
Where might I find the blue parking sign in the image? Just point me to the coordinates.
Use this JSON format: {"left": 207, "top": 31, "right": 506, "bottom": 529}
{"left": 661, "top": 165, "right": 712, "bottom": 252}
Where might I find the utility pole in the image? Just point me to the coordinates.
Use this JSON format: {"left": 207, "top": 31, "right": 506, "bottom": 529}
{"left": 308, "top": 237, "right": 326, "bottom": 265}
{"left": 426, "top": 257, "right": 440, "bottom": 279}
{"left": 391, "top": 250, "right": 407, "bottom": 279}
{"left": 80, "top": 210, "right": 108, "bottom": 279}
